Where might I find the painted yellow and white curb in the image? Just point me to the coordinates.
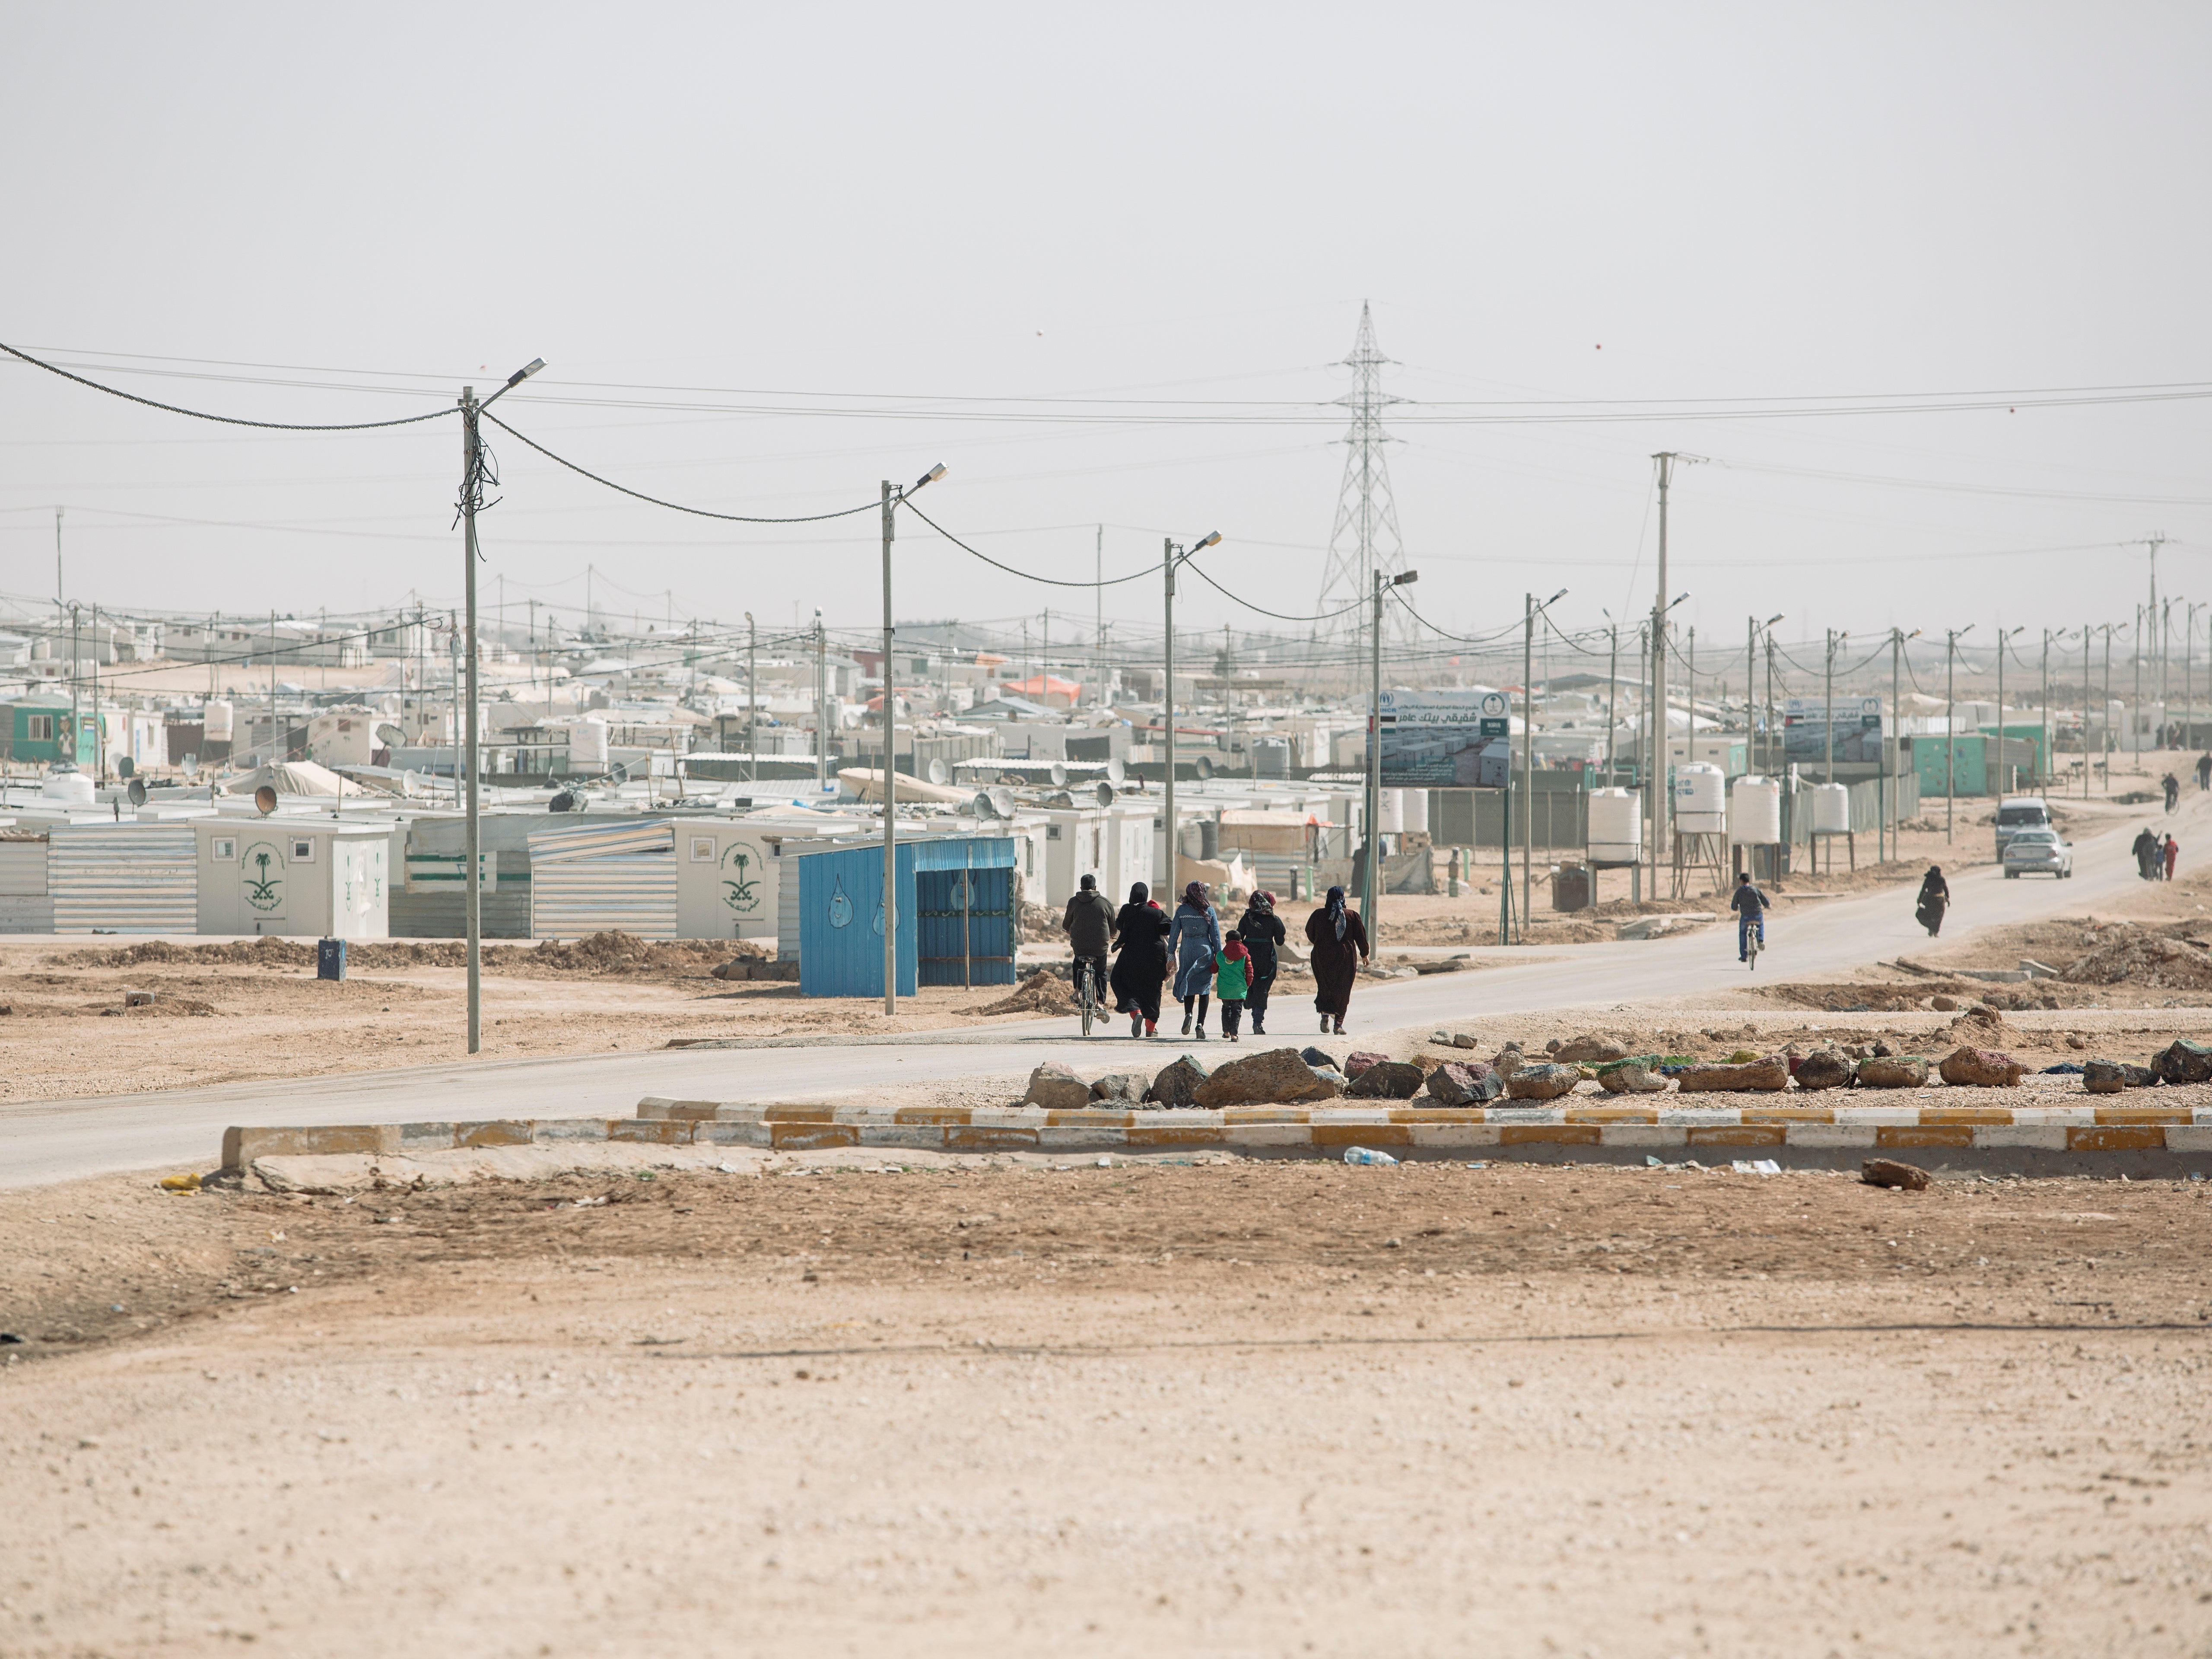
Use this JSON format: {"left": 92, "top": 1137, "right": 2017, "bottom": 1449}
{"left": 220, "top": 1096, "right": 2212, "bottom": 1170}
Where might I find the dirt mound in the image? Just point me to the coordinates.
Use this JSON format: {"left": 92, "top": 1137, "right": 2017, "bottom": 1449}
{"left": 1761, "top": 982, "right": 1965, "bottom": 1013}
{"left": 2061, "top": 928, "right": 2212, "bottom": 990}
{"left": 1937, "top": 1005, "right": 2033, "bottom": 1052}
{"left": 975, "top": 968, "right": 1080, "bottom": 1017}
{"left": 49, "top": 936, "right": 315, "bottom": 969}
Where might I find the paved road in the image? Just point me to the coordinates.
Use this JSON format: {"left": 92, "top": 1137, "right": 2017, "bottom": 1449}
{"left": 3, "top": 793, "right": 2195, "bottom": 1189}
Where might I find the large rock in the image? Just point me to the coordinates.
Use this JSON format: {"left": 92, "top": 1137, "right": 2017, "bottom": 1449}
{"left": 1504, "top": 1062, "right": 1580, "bottom": 1101}
{"left": 1453, "top": 1032, "right": 1480, "bottom": 1050}
{"left": 1089, "top": 1072, "right": 1149, "bottom": 1103}
{"left": 1555, "top": 1032, "right": 1630, "bottom": 1065}
{"left": 1347, "top": 1060, "right": 1424, "bottom": 1100}
{"left": 1192, "top": 1048, "right": 1344, "bottom": 1107}
{"left": 1305, "top": 1066, "right": 1348, "bottom": 1097}
{"left": 1343, "top": 1050, "right": 1388, "bottom": 1079}
{"left": 1021, "top": 1061, "right": 1092, "bottom": 1110}
{"left": 1673, "top": 1055, "right": 1790, "bottom": 1093}
{"left": 1856, "top": 1055, "right": 1930, "bottom": 1089}
{"left": 2082, "top": 1059, "right": 2128, "bottom": 1095}
{"left": 1792, "top": 1049, "right": 1856, "bottom": 1092}
{"left": 1597, "top": 1063, "right": 1669, "bottom": 1094}
{"left": 1862, "top": 1157, "right": 1930, "bottom": 1192}
{"left": 1142, "top": 1054, "right": 1211, "bottom": 1107}
{"left": 1425, "top": 1060, "right": 1504, "bottom": 1106}
{"left": 1492, "top": 1046, "right": 1526, "bottom": 1079}
{"left": 1300, "top": 1046, "right": 1337, "bottom": 1069}
{"left": 2152, "top": 1039, "right": 2212, "bottom": 1085}
{"left": 1938, "top": 1046, "right": 2026, "bottom": 1088}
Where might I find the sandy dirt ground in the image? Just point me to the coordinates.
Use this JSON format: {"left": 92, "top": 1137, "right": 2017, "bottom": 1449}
{"left": 4, "top": 1156, "right": 2210, "bottom": 1657}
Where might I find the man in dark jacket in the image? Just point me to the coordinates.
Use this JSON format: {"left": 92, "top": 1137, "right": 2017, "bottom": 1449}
{"left": 1729, "top": 872, "right": 1769, "bottom": 963}
{"left": 1062, "top": 874, "right": 1116, "bottom": 1007}
{"left": 1235, "top": 892, "right": 1287, "bottom": 1036}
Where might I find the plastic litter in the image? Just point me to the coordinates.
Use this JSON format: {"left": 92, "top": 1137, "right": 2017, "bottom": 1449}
{"left": 1342, "top": 1146, "right": 1398, "bottom": 1166}
{"left": 715, "top": 1162, "right": 740, "bottom": 1174}
{"left": 157, "top": 1172, "right": 201, "bottom": 1193}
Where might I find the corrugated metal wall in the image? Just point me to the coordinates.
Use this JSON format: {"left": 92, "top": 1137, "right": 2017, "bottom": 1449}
{"left": 530, "top": 854, "right": 679, "bottom": 940}
{"left": 50, "top": 825, "right": 197, "bottom": 934}
{"left": 798, "top": 843, "right": 915, "bottom": 998}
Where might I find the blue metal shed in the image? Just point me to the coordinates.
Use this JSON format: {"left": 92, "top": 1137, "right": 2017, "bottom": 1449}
{"left": 798, "top": 835, "right": 1017, "bottom": 998}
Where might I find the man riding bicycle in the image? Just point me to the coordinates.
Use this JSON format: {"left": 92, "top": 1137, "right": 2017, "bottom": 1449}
{"left": 1062, "top": 874, "right": 1116, "bottom": 1009}
{"left": 1730, "top": 871, "right": 1770, "bottom": 963}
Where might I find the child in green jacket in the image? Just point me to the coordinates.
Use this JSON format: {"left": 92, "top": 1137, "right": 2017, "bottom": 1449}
{"left": 1215, "top": 932, "right": 1252, "bottom": 1041}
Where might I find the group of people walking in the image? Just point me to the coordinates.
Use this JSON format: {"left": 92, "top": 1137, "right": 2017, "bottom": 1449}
{"left": 1063, "top": 876, "right": 1372, "bottom": 1040}
{"left": 2134, "top": 827, "right": 2180, "bottom": 881}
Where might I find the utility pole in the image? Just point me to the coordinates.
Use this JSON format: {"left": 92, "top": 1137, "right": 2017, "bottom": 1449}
{"left": 2189, "top": 604, "right": 2202, "bottom": 763}
{"left": 1518, "top": 587, "right": 1560, "bottom": 924}
{"left": 1649, "top": 454, "right": 1675, "bottom": 881}
{"left": 1891, "top": 629, "right": 1906, "bottom": 863}
{"left": 1943, "top": 627, "right": 1971, "bottom": 842}
{"left": 1996, "top": 626, "right": 2020, "bottom": 795}
{"left": 876, "top": 465, "right": 948, "bottom": 1015}
{"left": 745, "top": 612, "right": 757, "bottom": 785}
{"left": 1164, "top": 539, "right": 1177, "bottom": 906}
{"left": 2040, "top": 629, "right": 2051, "bottom": 801}
{"left": 458, "top": 358, "right": 543, "bottom": 1055}
{"left": 1605, "top": 619, "right": 1620, "bottom": 786}
{"left": 1094, "top": 526, "right": 1103, "bottom": 708}
{"left": 2133, "top": 604, "right": 2144, "bottom": 774}
{"left": 1764, "top": 634, "right": 1778, "bottom": 869}
{"left": 1746, "top": 616, "right": 1758, "bottom": 775}
{"left": 882, "top": 482, "right": 898, "bottom": 1016}
{"left": 1636, "top": 623, "right": 1650, "bottom": 899}
{"left": 2103, "top": 622, "right": 2114, "bottom": 791}
{"left": 1686, "top": 625, "right": 1697, "bottom": 762}
{"left": 815, "top": 610, "right": 828, "bottom": 795}
{"left": 1824, "top": 629, "right": 1838, "bottom": 785}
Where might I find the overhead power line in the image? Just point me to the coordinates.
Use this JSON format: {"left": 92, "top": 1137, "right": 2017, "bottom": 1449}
{"left": 897, "top": 501, "right": 1156, "bottom": 590}
{"left": 0, "top": 340, "right": 457, "bottom": 432}
{"left": 480, "top": 413, "right": 880, "bottom": 524}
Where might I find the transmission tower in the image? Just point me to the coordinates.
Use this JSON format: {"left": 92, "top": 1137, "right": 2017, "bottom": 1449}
{"left": 1313, "top": 302, "right": 1411, "bottom": 658}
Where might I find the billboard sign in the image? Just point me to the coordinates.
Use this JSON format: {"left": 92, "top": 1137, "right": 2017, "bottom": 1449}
{"left": 1372, "top": 688, "right": 1509, "bottom": 785}
{"left": 1780, "top": 696, "right": 1884, "bottom": 764}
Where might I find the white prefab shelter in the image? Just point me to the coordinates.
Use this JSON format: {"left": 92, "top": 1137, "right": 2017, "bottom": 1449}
{"left": 195, "top": 820, "right": 391, "bottom": 937}
{"left": 1036, "top": 804, "right": 1152, "bottom": 906}
{"left": 528, "top": 818, "right": 677, "bottom": 939}
{"left": 671, "top": 817, "right": 784, "bottom": 941}
{"left": 50, "top": 824, "right": 197, "bottom": 934}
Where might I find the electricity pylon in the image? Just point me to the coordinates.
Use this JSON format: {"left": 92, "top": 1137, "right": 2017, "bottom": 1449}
{"left": 1313, "top": 302, "right": 1411, "bottom": 663}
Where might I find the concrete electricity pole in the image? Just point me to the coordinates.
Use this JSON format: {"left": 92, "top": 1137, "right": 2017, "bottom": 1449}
{"left": 745, "top": 612, "right": 757, "bottom": 785}
{"left": 1370, "top": 568, "right": 1420, "bottom": 933}
{"left": 1161, "top": 530, "right": 1222, "bottom": 916}
{"left": 1943, "top": 626, "right": 1971, "bottom": 843}
{"left": 877, "top": 464, "right": 953, "bottom": 1016}
{"left": 814, "top": 610, "right": 828, "bottom": 796}
{"left": 458, "top": 356, "right": 544, "bottom": 1055}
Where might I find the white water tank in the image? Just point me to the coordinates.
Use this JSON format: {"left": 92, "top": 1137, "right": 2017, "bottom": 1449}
{"left": 1587, "top": 787, "right": 1642, "bottom": 863}
{"left": 41, "top": 768, "right": 95, "bottom": 808}
{"left": 1674, "top": 763, "right": 1727, "bottom": 834}
{"left": 203, "top": 700, "right": 234, "bottom": 742}
{"left": 1400, "top": 787, "right": 1429, "bottom": 835}
{"left": 1730, "top": 775, "right": 1782, "bottom": 845}
{"left": 1809, "top": 781, "right": 1851, "bottom": 834}
{"left": 1378, "top": 788, "right": 1405, "bottom": 834}
{"left": 572, "top": 716, "right": 610, "bottom": 768}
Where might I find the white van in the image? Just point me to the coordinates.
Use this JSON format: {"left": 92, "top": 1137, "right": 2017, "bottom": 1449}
{"left": 1994, "top": 796, "right": 2052, "bottom": 858}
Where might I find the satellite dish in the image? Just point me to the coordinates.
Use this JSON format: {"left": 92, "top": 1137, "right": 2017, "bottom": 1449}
{"left": 970, "top": 791, "right": 997, "bottom": 820}
{"left": 181, "top": 753, "right": 200, "bottom": 779}
{"left": 1106, "top": 757, "right": 1126, "bottom": 784}
{"left": 117, "top": 756, "right": 134, "bottom": 780}
{"left": 926, "top": 757, "right": 950, "bottom": 786}
{"left": 127, "top": 778, "right": 148, "bottom": 808}
{"left": 1094, "top": 780, "right": 1115, "bottom": 807}
{"left": 1194, "top": 756, "right": 1215, "bottom": 782}
{"left": 375, "top": 722, "right": 405, "bottom": 747}
{"left": 988, "top": 786, "right": 1017, "bottom": 819}
{"left": 254, "top": 785, "right": 278, "bottom": 816}
{"left": 1049, "top": 762, "right": 1068, "bottom": 787}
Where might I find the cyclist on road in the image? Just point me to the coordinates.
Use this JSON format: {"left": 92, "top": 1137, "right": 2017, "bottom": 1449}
{"left": 1730, "top": 871, "right": 1770, "bottom": 963}
{"left": 1062, "top": 874, "right": 1116, "bottom": 1013}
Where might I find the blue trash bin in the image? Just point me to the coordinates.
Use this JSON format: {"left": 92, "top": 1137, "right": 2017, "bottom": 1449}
{"left": 316, "top": 938, "right": 346, "bottom": 981}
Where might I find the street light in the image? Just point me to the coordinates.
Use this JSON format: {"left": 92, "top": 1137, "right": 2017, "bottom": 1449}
{"left": 1160, "top": 531, "right": 1224, "bottom": 922}
{"left": 1510, "top": 587, "right": 1566, "bottom": 934}
{"left": 1360, "top": 567, "right": 1420, "bottom": 933}
{"left": 878, "top": 462, "right": 949, "bottom": 1016}
{"left": 459, "top": 356, "right": 545, "bottom": 1055}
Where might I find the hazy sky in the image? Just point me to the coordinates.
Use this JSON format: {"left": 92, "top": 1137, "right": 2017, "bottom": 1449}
{"left": 3, "top": 2, "right": 2208, "bottom": 688}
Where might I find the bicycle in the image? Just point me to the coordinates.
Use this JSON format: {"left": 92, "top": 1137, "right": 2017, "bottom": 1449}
{"left": 1742, "top": 918, "right": 1764, "bottom": 972}
{"left": 1074, "top": 955, "right": 1104, "bottom": 1036}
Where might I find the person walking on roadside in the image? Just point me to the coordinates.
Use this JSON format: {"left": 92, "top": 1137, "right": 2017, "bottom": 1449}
{"left": 1729, "top": 871, "right": 1769, "bottom": 963}
{"left": 2166, "top": 834, "right": 2181, "bottom": 882}
{"left": 1305, "top": 884, "right": 1370, "bottom": 1036}
{"left": 1215, "top": 931, "right": 1251, "bottom": 1042}
{"left": 1915, "top": 865, "right": 1951, "bottom": 936}
{"left": 1169, "top": 881, "right": 1222, "bottom": 1039}
{"left": 1235, "top": 890, "right": 1287, "bottom": 1037}
{"left": 2197, "top": 751, "right": 2211, "bottom": 791}
{"left": 2134, "top": 826, "right": 2161, "bottom": 880}
{"left": 1061, "top": 874, "right": 1116, "bottom": 1014}
{"left": 2164, "top": 772, "right": 2182, "bottom": 813}
{"left": 1109, "top": 881, "right": 1170, "bottom": 1037}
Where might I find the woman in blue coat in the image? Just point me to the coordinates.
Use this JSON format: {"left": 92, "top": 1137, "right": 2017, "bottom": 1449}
{"left": 1168, "top": 880, "right": 1223, "bottom": 1039}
